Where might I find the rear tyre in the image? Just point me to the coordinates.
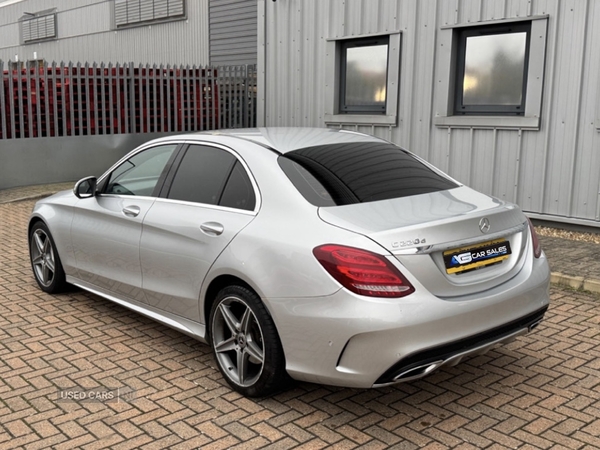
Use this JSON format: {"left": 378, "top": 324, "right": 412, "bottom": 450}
{"left": 209, "top": 285, "right": 288, "bottom": 397}
{"left": 29, "top": 221, "right": 68, "bottom": 293}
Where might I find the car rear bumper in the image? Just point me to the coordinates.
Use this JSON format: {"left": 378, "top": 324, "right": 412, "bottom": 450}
{"left": 372, "top": 305, "right": 546, "bottom": 386}
{"left": 266, "top": 252, "right": 550, "bottom": 388}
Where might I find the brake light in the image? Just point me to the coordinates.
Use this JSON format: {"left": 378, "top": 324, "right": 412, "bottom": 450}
{"left": 527, "top": 218, "right": 542, "bottom": 258}
{"left": 313, "top": 244, "right": 415, "bottom": 298}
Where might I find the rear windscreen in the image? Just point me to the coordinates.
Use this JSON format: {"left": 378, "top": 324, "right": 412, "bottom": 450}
{"left": 279, "top": 142, "right": 458, "bottom": 206}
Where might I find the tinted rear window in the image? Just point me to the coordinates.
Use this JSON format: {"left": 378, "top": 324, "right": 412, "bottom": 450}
{"left": 167, "top": 145, "right": 235, "bottom": 205}
{"left": 279, "top": 142, "right": 458, "bottom": 206}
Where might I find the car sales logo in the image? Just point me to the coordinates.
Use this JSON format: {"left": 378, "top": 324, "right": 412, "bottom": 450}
{"left": 452, "top": 252, "right": 473, "bottom": 264}
{"left": 443, "top": 239, "right": 512, "bottom": 274}
{"left": 450, "top": 243, "right": 509, "bottom": 267}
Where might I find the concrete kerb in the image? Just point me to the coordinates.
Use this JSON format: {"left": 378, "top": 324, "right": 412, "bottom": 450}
{"left": 550, "top": 273, "right": 600, "bottom": 295}
{"left": 3, "top": 185, "right": 600, "bottom": 296}
{"left": 0, "top": 193, "right": 61, "bottom": 205}
{"left": 0, "top": 182, "right": 75, "bottom": 205}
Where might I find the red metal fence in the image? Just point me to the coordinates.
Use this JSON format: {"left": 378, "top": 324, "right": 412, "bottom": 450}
{"left": 0, "top": 61, "right": 257, "bottom": 139}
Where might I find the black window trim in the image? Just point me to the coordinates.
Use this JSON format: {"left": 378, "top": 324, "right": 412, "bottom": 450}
{"left": 339, "top": 36, "right": 390, "bottom": 115}
{"left": 453, "top": 21, "right": 532, "bottom": 116}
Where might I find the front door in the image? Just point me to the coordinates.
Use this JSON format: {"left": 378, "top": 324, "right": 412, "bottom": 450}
{"left": 71, "top": 144, "right": 178, "bottom": 301}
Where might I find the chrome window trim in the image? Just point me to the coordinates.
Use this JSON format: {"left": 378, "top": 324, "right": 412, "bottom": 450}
{"left": 97, "top": 141, "right": 187, "bottom": 185}
{"left": 151, "top": 197, "right": 258, "bottom": 216}
{"left": 97, "top": 139, "right": 262, "bottom": 214}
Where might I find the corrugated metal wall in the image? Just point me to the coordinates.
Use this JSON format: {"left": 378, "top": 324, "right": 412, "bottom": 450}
{"left": 209, "top": 0, "right": 257, "bottom": 65}
{"left": 261, "top": 0, "right": 600, "bottom": 227}
{"left": 0, "top": 0, "right": 210, "bottom": 65}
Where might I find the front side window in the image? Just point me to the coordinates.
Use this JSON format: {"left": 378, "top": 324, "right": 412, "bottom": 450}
{"left": 104, "top": 144, "right": 177, "bottom": 196}
{"left": 279, "top": 142, "right": 458, "bottom": 206}
{"left": 340, "top": 37, "right": 389, "bottom": 114}
{"left": 454, "top": 22, "right": 530, "bottom": 115}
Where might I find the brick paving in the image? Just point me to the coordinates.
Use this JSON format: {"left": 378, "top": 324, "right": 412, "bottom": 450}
{"left": 1, "top": 197, "right": 600, "bottom": 449}
{"left": 539, "top": 235, "right": 600, "bottom": 293}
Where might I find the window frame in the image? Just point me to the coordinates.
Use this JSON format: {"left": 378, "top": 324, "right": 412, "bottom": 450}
{"left": 113, "top": 0, "right": 186, "bottom": 30}
{"left": 338, "top": 36, "right": 389, "bottom": 115}
{"left": 453, "top": 22, "right": 531, "bottom": 116}
{"left": 325, "top": 31, "right": 401, "bottom": 126}
{"left": 434, "top": 15, "right": 548, "bottom": 130}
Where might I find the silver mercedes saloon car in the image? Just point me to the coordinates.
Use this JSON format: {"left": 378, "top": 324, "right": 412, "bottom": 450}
{"left": 29, "top": 128, "right": 550, "bottom": 397}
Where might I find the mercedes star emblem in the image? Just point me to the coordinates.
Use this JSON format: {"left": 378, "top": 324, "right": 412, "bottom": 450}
{"left": 479, "top": 217, "right": 491, "bottom": 234}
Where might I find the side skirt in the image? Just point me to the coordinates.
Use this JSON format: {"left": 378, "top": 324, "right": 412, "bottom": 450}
{"left": 66, "top": 276, "right": 207, "bottom": 343}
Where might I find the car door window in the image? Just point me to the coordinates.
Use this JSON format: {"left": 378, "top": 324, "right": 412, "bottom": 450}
{"left": 105, "top": 144, "right": 177, "bottom": 196}
{"left": 220, "top": 161, "right": 256, "bottom": 211}
{"left": 166, "top": 144, "right": 257, "bottom": 211}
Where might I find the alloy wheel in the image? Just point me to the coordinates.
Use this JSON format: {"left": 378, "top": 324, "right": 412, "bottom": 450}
{"left": 212, "top": 296, "right": 265, "bottom": 387}
{"left": 30, "top": 228, "right": 56, "bottom": 288}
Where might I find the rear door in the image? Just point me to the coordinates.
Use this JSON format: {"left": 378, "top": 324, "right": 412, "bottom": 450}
{"left": 139, "top": 143, "right": 258, "bottom": 320}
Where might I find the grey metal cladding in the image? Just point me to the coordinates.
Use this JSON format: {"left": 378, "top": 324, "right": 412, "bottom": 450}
{"left": 209, "top": 0, "right": 257, "bottom": 65}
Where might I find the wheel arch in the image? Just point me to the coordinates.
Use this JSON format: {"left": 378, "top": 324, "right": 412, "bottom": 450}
{"left": 203, "top": 275, "right": 265, "bottom": 338}
{"left": 28, "top": 215, "right": 46, "bottom": 236}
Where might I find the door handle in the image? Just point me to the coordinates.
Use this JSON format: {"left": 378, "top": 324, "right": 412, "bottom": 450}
{"left": 122, "top": 205, "right": 141, "bottom": 217}
{"left": 200, "top": 222, "right": 224, "bottom": 236}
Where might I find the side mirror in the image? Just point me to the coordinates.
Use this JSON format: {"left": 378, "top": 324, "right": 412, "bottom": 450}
{"left": 74, "top": 176, "right": 97, "bottom": 199}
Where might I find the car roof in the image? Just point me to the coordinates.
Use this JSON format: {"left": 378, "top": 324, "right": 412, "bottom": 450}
{"left": 167, "top": 127, "right": 387, "bottom": 154}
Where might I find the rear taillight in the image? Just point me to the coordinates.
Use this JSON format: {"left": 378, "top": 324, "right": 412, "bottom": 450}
{"left": 527, "top": 218, "right": 542, "bottom": 258}
{"left": 313, "top": 244, "right": 415, "bottom": 298}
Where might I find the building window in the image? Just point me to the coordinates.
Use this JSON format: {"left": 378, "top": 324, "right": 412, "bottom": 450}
{"left": 339, "top": 37, "right": 389, "bottom": 115}
{"left": 325, "top": 32, "right": 401, "bottom": 126}
{"left": 21, "top": 10, "right": 57, "bottom": 44}
{"left": 454, "top": 22, "right": 530, "bottom": 116}
{"left": 434, "top": 16, "right": 548, "bottom": 130}
{"left": 114, "top": 0, "right": 185, "bottom": 28}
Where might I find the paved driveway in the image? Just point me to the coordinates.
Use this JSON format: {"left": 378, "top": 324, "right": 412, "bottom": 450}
{"left": 1, "top": 199, "right": 600, "bottom": 449}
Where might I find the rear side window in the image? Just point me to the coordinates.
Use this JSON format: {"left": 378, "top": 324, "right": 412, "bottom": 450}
{"left": 167, "top": 144, "right": 256, "bottom": 211}
{"left": 220, "top": 161, "right": 256, "bottom": 211}
{"left": 279, "top": 142, "right": 458, "bottom": 206}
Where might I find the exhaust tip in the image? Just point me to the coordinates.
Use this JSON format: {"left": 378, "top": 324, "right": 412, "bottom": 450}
{"left": 528, "top": 319, "right": 543, "bottom": 332}
{"left": 393, "top": 360, "right": 444, "bottom": 382}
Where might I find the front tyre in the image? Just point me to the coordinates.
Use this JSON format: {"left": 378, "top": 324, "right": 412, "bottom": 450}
{"left": 29, "top": 221, "right": 68, "bottom": 293}
{"left": 209, "top": 286, "right": 288, "bottom": 397}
